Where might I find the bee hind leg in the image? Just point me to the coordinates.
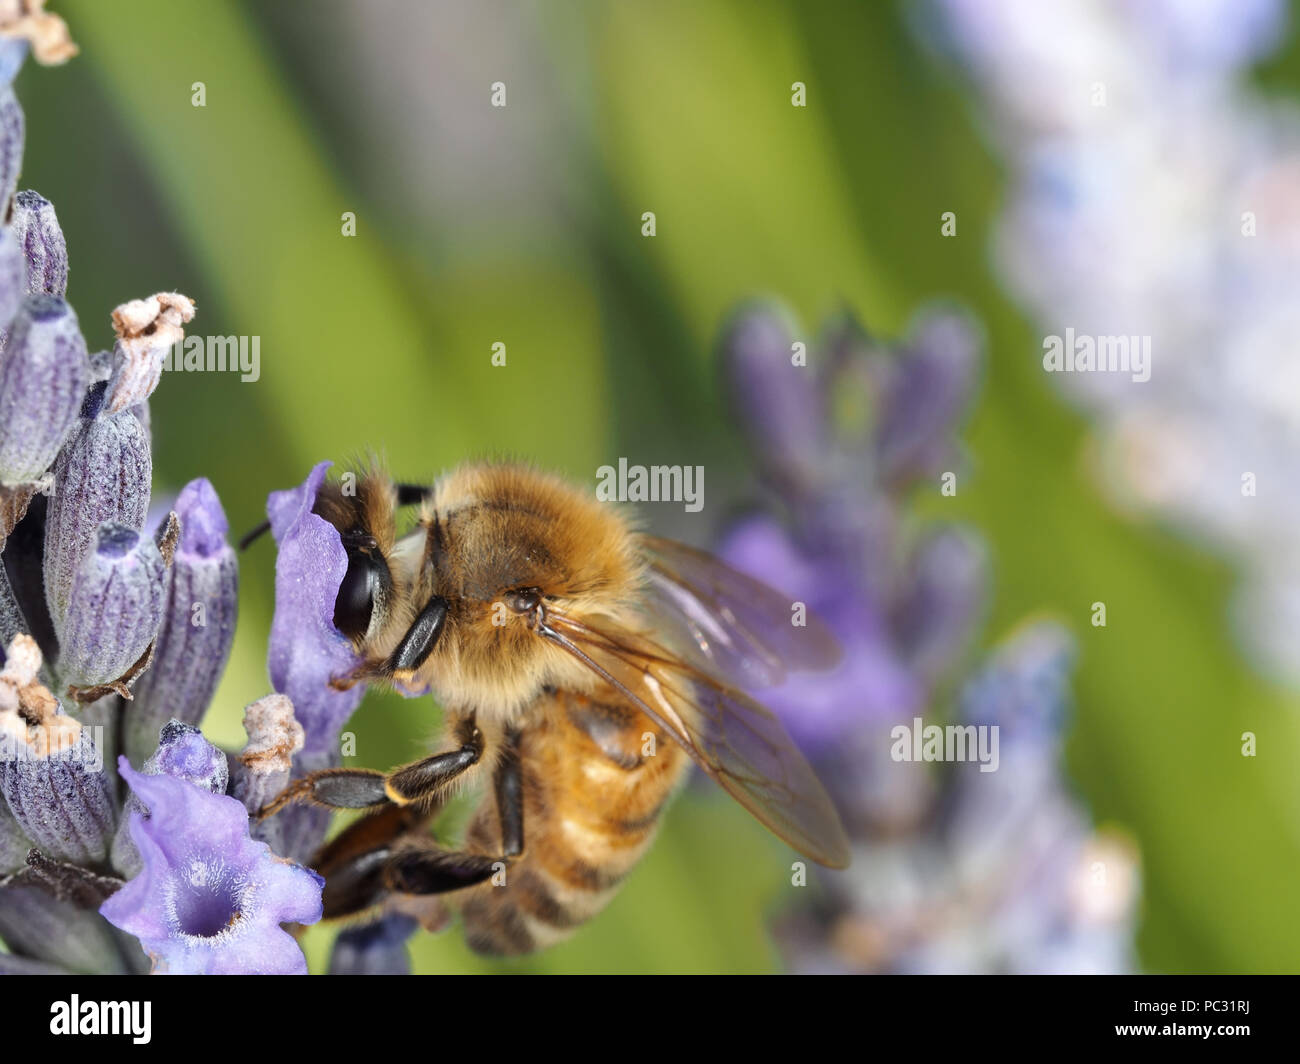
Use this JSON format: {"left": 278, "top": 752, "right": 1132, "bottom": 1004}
{"left": 363, "top": 729, "right": 527, "bottom": 901}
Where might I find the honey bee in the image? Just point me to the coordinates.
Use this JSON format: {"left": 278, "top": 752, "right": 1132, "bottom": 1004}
{"left": 256, "top": 462, "right": 850, "bottom": 955}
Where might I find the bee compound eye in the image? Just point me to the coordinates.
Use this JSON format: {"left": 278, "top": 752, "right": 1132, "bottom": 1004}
{"left": 333, "top": 552, "right": 381, "bottom": 640}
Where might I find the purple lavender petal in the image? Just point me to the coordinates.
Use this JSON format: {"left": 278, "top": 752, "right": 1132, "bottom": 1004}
{"left": 58, "top": 522, "right": 166, "bottom": 689}
{"left": 126, "top": 478, "right": 238, "bottom": 764}
{"left": 100, "top": 757, "right": 323, "bottom": 975}
{"left": 9, "top": 189, "right": 67, "bottom": 297}
{"left": 267, "top": 461, "right": 363, "bottom": 760}
{"left": 719, "top": 514, "right": 922, "bottom": 751}
{"left": 0, "top": 294, "right": 89, "bottom": 485}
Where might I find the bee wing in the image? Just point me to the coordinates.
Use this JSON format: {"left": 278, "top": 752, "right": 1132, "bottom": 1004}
{"left": 638, "top": 534, "right": 841, "bottom": 689}
{"left": 540, "top": 610, "right": 851, "bottom": 869}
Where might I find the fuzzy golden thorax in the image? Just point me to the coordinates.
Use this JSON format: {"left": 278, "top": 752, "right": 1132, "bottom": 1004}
{"left": 351, "top": 463, "right": 646, "bottom": 722}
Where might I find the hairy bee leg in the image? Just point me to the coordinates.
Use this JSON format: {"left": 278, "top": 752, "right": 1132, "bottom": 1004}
{"left": 495, "top": 727, "right": 525, "bottom": 858}
{"left": 329, "top": 595, "right": 449, "bottom": 693}
{"left": 384, "top": 847, "right": 502, "bottom": 896}
{"left": 324, "top": 729, "right": 526, "bottom": 911}
{"left": 329, "top": 730, "right": 525, "bottom": 910}
{"left": 388, "top": 596, "right": 450, "bottom": 673}
{"left": 257, "top": 715, "right": 483, "bottom": 819}
{"left": 315, "top": 806, "right": 440, "bottom": 922}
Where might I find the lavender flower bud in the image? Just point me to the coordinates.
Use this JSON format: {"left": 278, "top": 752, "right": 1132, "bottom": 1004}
{"left": 267, "top": 461, "right": 365, "bottom": 759}
{"left": 0, "top": 701, "right": 115, "bottom": 865}
{"left": 0, "top": 85, "right": 22, "bottom": 212}
{"left": 229, "top": 693, "right": 303, "bottom": 852}
{"left": 0, "top": 225, "right": 23, "bottom": 333}
{"left": 872, "top": 308, "right": 979, "bottom": 485}
{"left": 146, "top": 718, "right": 229, "bottom": 791}
{"left": 126, "top": 479, "right": 237, "bottom": 764}
{"left": 0, "top": 885, "right": 129, "bottom": 974}
{"left": 720, "top": 301, "right": 830, "bottom": 493}
{"left": 111, "top": 719, "right": 229, "bottom": 878}
{"left": 0, "top": 800, "right": 32, "bottom": 873}
{"left": 0, "top": 295, "right": 90, "bottom": 485}
{"left": 0, "top": 38, "right": 27, "bottom": 92}
{"left": 57, "top": 522, "right": 166, "bottom": 690}
{"left": 87, "top": 347, "right": 112, "bottom": 384}
{"left": 329, "top": 915, "right": 417, "bottom": 975}
{"left": 103, "top": 292, "right": 195, "bottom": 415}
{"left": 0, "top": 3, "right": 77, "bottom": 69}
{"left": 893, "top": 528, "right": 988, "bottom": 681}
{"left": 43, "top": 409, "right": 151, "bottom": 631}
{"left": 9, "top": 189, "right": 67, "bottom": 296}
{"left": 0, "top": 955, "right": 70, "bottom": 974}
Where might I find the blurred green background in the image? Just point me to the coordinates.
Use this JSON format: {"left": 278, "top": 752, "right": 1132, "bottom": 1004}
{"left": 20, "top": 0, "right": 1300, "bottom": 972}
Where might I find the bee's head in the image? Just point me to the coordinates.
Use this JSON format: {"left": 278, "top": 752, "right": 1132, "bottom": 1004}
{"left": 389, "top": 463, "right": 644, "bottom": 716}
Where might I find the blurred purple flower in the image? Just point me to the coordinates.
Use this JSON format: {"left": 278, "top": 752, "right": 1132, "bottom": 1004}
{"left": 718, "top": 301, "right": 1139, "bottom": 974}
{"left": 329, "top": 914, "right": 417, "bottom": 975}
{"left": 718, "top": 303, "right": 985, "bottom": 756}
{"left": 925, "top": 0, "right": 1300, "bottom": 687}
{"left": 101, "top": 756, "right": 323, "bottom": 975}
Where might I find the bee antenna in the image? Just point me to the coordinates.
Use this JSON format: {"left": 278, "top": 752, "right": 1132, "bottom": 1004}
{"left": 238, "top": 519, "right": 273, "bottom": 552}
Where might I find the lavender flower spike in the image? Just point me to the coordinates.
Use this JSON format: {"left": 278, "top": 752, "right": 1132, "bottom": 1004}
{"left": 267, "top": 461, "right": 364, "bottom": 760}
{"left": 0, "top": 294, "right": 88, "bottom": 485}
{"left": 127, "top": 478, "right": 238, "bottom": 765}
{"left": 9, "top": 188, "right": 67, "bottom": 296}
{"left": 58, "top": 521, "right": 167, "bottom": 692}
{"left": 101, "top": 757, "right": 324, "bottom": 975}
{"left": 43, "top": 408, "right": 151, "bottom": 631}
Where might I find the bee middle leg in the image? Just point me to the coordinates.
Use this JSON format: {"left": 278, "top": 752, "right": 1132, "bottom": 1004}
{"left": 256, "top": 713, "right": 484, "bottom": 819}
{"left": 316, "top": 729, "right": 526, "bottom": 915}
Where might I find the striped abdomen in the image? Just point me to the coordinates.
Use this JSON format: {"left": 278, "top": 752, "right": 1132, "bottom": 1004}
{"left": 458, "top": 688, "right": 687, "bottom": 955}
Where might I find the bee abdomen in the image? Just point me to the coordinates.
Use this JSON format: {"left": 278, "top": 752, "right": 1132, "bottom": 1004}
{"left": 457, "top": 692, "right": 686, "bottom": 956}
